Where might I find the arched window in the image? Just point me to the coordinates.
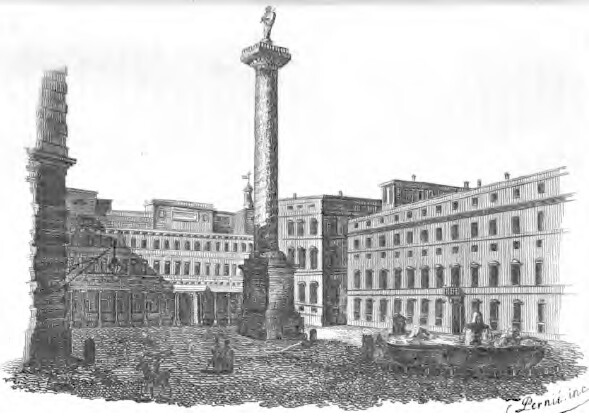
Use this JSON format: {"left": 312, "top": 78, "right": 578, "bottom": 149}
{"left": 379, "top": 299, "right": 388, "bottom": 322}
{"left": 353, "top": 298, "right": 361, "bottom": 320}
{"left": 365, "top": 299, "right": 374, "bottom": 322}
{"left": 489, "top": 299, "right": 500, "bottom": 330}
{"left": 379, "top": 270, "right": 388, "bottom": 289}
{"left": 407, "top": 268, "right": 415, "bottom": 288}
{"left": 297, "top": 247, "right": 307, "bottom": 268}
{"left": 420, "top": 299, "right": 429, "bottom": 325}
{"left": 537, "top": 211, "right": 545, "bottom": 231}
{"left": 366, "top": 270, "right": 373, "bottom": 289}
{"left": 298, "top": 282, "right": 306, "bottom": 303}
{"left": 194, "top": 241, "right": 201, "bottom": 251}
{"left": 451, "top": 265, "right": 461, "bottom": 287}
{"left": 421, "top": 267, "right": 430, "bottom": 289}
{"left": 310, "top": 282, "right": 319, "bottom": 304}
{"left": 310, "top": 247, "right": 319, "bottom": 270}
{"left": 489, "top": 262, "right": 500, "bottom": 287}
{"left": 287, "top": 247, "right": 295, "bottom": 264}
{"left": 435, "top": 266, "right": 444, "bottom": 288}
{"left": 297, "top": 220, "right": 305, "bottom": 236}
{"left": 310, "top": 218, "right": 318, "bottom": 235}
{"left": 287, "top": 221, "right": 295, "bottom": 236}
{"left": 393, "top": 268, "right": 402, "bottom": 289}
{"left": 435, "top": 299, "right": 444, "bottom": 326}
{"left": 512, "top": 300, "right": 523, "bottom": 331}
{"left": 353, "top": 270, "right": 361, "bottom": 289}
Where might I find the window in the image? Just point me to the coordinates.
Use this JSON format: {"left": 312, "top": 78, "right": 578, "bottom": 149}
{"left": 379, "top": 235, "right": 386, "bottom": 247}
{"left": 536, "top": 239, "right": 543, "bottom": 248}
{"left": 366, "top": 238, "right": 373, "bottom": 249}
{"left": 310, "top": 218, "right": 318, "bottom": 235}
{"left": 153, "top": 260, "right": 161, "bottom": 274}
{"left": 366, "top": 253, "right": 372, "bottom": 260}
{"left": 435, "top": 247, "right": 442, "bottom": 256}
{"left": 538, "top": 211, "right": 545, "bottom": 232}
{"left": 194, "top": 262, "right": 201, "bottom": 275}
{"left": 435, "top": 299, "right": 444, "bottom": 326}
{"left": 452, "top": 246, "right": 459, "bottom": 254}
{"left": 380, "top": 217, "right": 384, "bottom": 224}
{"left": 394, "top": 298, "right": 402, "bottom": 315}
{"left": 421, "top": 208, "right": 427, "bottom": 217}
{"left": 205, "top": 263, "right": 211, "bottom": 276}
{"left": 512, "top": 216, "right": 521, "bottom": 234}
{"left": 406, "top": 299, "right": 415, "bottom": 325}
{"left": 421, "top": 249, "right": 427, "bottom": 257}
{"left": 174, "top": 261, "right": 181, "bottom": 275}
{"left": 513, "top": 300, "right": 523, "bottom": 331}
{"left": 451, "top": 201, "right": 459, "bottom": 211}
{"left": 420, "top": 230, "right": 429, "bottom": 243}
{"left": 435, "top": 266, "right": 444, "bottom": 288}
{"left": 131, "top": 237, "right": 137, "bottom": 248}
{"left": 215, "top": 242, "right": 221, "bottom": 251}
{"left": 287, "top": 221, "right": 294, "bottom": 236}
{"left": 421, "top": 267, "right": 430, "bottom": 288}
{"left": 537, "top": 301, "right": 546, "bottom": 333}
{"left": 366, "top": 220, "right": 372, "bottom": 227}
{"left": 511, "top": 262, "right": 521, "bottom": 285}
{"left": 490, "top": 243, "right": 498, "bottom": 252}
{"left": 471, "top": 299, "right": 482, "bottom": 314}
{"left": 472, "top": 197, "right": 478, "bottom": 207}
{"left": 214, "top": 263, "right": 220, "bottom": 276}
{"left": 407, "top": 211, "right": 413, "bottom": 219}
{"left": 141, "top": 239, "right": 147, "bottom": 249}
{"left": 205, "top": 241, "right": 211, "bottom": 251}
{"left": 394, "top": 251, "right": 400, "bottom": 258}
{"left": 535, "top": 261, "right": 543, "bottom": 285}
{"left": 174, "top": 240, "right": 180, "bottom": 250}
{"left": 353, "top": 239, "right": 360, "bottom": 250}
{"left": 393, "top": 233, "right": 401, "bottom": 246}
{"left": 194, "top": 241, "right": 201, "bottom": 251}
{"left": 297, "top": 220, "right": 305, "bottom": 236}
{"left": 407, "top": 250, "right": 413, "bottom": 258}
{"left": 310, "top": 282, "right": 318, "bottom": 304}
{"left": 436, "top": 227, "right": 442, "bottom": 241}
{"left": 354, "top": 223, "right": 359, "bottom": 229}
{"left": 298, "top": 283, "right": 306, "bottom": 303}
{"left": 513, "top": 241, "right": 520, "bottom": 250}
{"left": 471, "top": 222, "right": 479, "bottom": 238}
{"left": 287, "top": 247, "right": 295, "bottom": 264}
{"left": 164, "top": 261, "right": 171, "bottom": 274}
{"left": 354, "top": 270, "right": 361, "bottom": 288}
{"left": 491, "top": 193, "right": 498, "bottom": 203}
{"left": 366, "top": 270, "right": 373, "bottom": 289}
{"left": 380, "top": 299, "right": 388, "bottom": 322}
{"left": 490, "top": 300, "right": 500, "bottom": 330}
{"left": 471, "top": 245, "right": 478, "bottom": 253}
{"left": 153, "top": 239, "right": 160, "bottom": 250}
{"left": 451, "top": 224, "right": 459, "bottom": 240}
{"left": 451, "top": 265, "right": 460, "bottom": 287}
{"left": 298, "top": 247, "right": 306, "bottom": 268}
{"left": 420, "top": 299, "right": 429, "bottom": 325}
{"left": 224, "top": 264, "right": 230, "bottom": 276}
{"left": 379, "top": 270, "right": 388, "bottom": 289}
{"left": 231, "top": 264, "right": 237, "bottom": 276}
{"left": 184, "top": 262, "right": 190, "bottom": 275}
{"left": 353, "top": 298, "right": 361, "bottom": 320}
{"left": 538, "top": 182, "right": 546, "bottom": 194}
{"left": 407, "top": 268, "right": 415, "bottom": 288}
{"left": 287, "top": 205, "right": 293, "bottom": 210}
{"left": 471, "top": 265, "right": 479, "bottom": 287}
{"left": 489, "top": 219, "right": 498, "bottom": 236}
{"left": 513, "top": 188, "right": 521, "bottom": 199}
{"left": 224, "top": 242, "right": 229, "bottom": 252}
{"left": 394, "top": 269, "right": 402, "bottom": 289}
{"left": 489, "top": 264, "right": 499, "bottom": 287}
{"left": 249, "top": 243, "right": 253, "bottom": 252}
{"left": 406, "top": 231, "right": 414, "bottom": 244}
{"left": 380, "top": 251, "right": 386, "bottom": 259}
{"left": 394, "top": 214, "right": 399, "bottom": 222}
{"left": 365, "top": 299, "right": 374, "bottom": 322}
{"left": 435, "top": 205, "right": 442, "bottom": 214}
{"left": 310, "top": 247, "right": 318, "bottom": 270}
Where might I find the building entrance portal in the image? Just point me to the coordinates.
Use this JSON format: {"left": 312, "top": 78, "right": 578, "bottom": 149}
{"left": 451, "top": 299, "right": 465, "bottom": 335}
{"left": 178, "top": 293, "right": 193, "bottom": 325}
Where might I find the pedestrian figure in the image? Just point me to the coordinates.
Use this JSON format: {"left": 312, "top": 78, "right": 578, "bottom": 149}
{"left": 221, "top": 340, "right": 234, "bottom": 373}
{"left": 208, "top": 337, "right": 223, "bottom": 373}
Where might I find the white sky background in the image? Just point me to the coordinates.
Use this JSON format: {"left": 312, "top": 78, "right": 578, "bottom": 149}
{"left": 1, "top": 4, "right": 589, "bottom": 416}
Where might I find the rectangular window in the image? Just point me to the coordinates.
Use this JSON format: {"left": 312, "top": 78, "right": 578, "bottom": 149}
{"left": 215, "top": 242, "right": 221, "bottom": 251}
{"left": 394, "top": 269, "right": 402, "bottom": 289}
{"left": 406, "top": 211, "right": 413, "bottom": 219}
{"left": 164, "top": 240, "right": 170, "bottom": 250}
{"left": 538, "top": 182, "right": 546, "bottom": 194}
{"left": 380, "top": 251, "right": 386, "bottom": 259}
{"left": 513, "top": 240, "right": 521, "bottom": 249}
{"left": 365, "top": 300, "right": 373, "bottom": 322}
{"left": 365, "top": 270, "right": 373, "bottom": 289}
{"left": 394, "top": 299, "right": 402, "bottom": 314}
{"left": 394, "top": 251, "right": 400, "bottom": 258}
{"left": 232, "top": 264, "right": 237, "bottom": 276}
{"left": 511, "top": 263, "right": 521, "bottom": 285}
{"left": 471, "top": 266, "right": 479, "bottom": 287}
{"left": 421, "top": 208, "right": 427, "bottom": 217}
{"left": 435, "top": 267, "right": 444, "bottom": 288}
{"left": 153, "top": 240, "right": 160, "bottom": 250}
{"left": 472, "top": 197, "right": 478, "bottom": 207}
{"left": 420, "top": 300, "right": 429, "bottom": 326}
{"left": 224, "top": 264, "right": 230, "bottom": 276}
{"left": 421, "top": 268, "right": 429, "bottom": 288}
{"left": 435, "top": 247, "right": 442, "bottom": 255}
{"left": 489, "top": 264, "right": 499, "bottom": 286}
{"left": 512, "top": 216, "right": 521, "bottom": 234}
{"left": 393, "top": 233, "right": 401, "bottom": 245}
{"left": 366, "top": 253, "right": 372, "bottom": 260}
{"left": 205, "top": 263, "right": 210, "bottom": 276}
{"left": 379, "top": 235, "right": 386, "bottom": 247}
{"left": 194, "top": 262, "right": 201, "bottom": 275}
{"left": 536, "top": 239, "right": 543, "bottom": 248}
{"left": 535, "top": 261, "right": 543, "bottom": 285}
{"left": 394, "top": 214, "right": 399, "bottom": 222}
{"left": 406, "top": 300, "right": 415, "bottom": 325}
{"left": 183, "top": 262, "right": 190, "bottom": 275}
{"left": 471, "top": 222, "right": 479, "bottom": 238}
{"left": 513, "top": 302, "right": 522, "bottom": 331}
{"left": 353, "top": 239, "right": 360, "bottom": 250}
{"left": 366, "top": 238, "right": 372, "bottom": 249}
{"left": 538, "top": 211, "right": 545, "bottom": 232}
{"left": 490, "top": 301, "right": 499, "bottom": 330}
{"left": 407, "top": 269, "right": 415, "bottom": 288}
{"left": 452, "top": 201, "right": 459, "bottom": 211}
{"left": 215, "top": 263, "right": 220, "bottom": 276}
{"left": 490, "top": 243, "right": 498, "bottom": 252}
{"left": 174, "top": 261, "right": 181, "bottom": 275}
{"left": 435, "top": 205, "right": 442, "bottom": 214}
{"left": 421, "top": 249, "right": 427, "bottom": 257}
{"left": 489, "top": 219, "right": 498, "bottom": 236}
{"left": 224, "top": 242, "right": 229, "bottom": 252}
{"left": 451, "top": 224, "right": 459, "bottom": 240}
{"left": 420, "top": 229, "right": 428, "bottom": 243}
{"left": 490, "top": 193, "right": 498, "bottom": 203}
{"left": 164, "top": 261, "right": 171, "bottom": 274}
{"left": 407, "top": 250, "right": 413, "bottom": 258}
{"left": 471, "top": 244, "right": 478, "bottom": 252}
{"left": 537, "top": 302, "right": 546, "bottom": 333}
{"left": 452, "top": 246, "right": 459, "bottom": 254}
{"left": 435, "top": 300, "right": 443, "bottom": 326}
{"left": 353, "top": 298, "right": 361, "bottom": 320}
{"left": 406, "top": 231, "right": 414, "bottom": 244}
{"left": 141, "top": 239, "right": 147, "bottom": 249}
{"left": 153, "top": 260, "right": 160, "bottom": 274}
{"left": 514, "top": 188, "right": 521, "bottom": 199}
{"left": 380, "top": 299, "right": 388, "bottom": 322}
{"left": 436, "top": 227, "right": 442, "bottom": 241}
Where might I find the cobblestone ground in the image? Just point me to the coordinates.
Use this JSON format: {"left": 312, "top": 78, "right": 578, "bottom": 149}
{"left": 4, "top": 326, "right": 587, "bottom": 410}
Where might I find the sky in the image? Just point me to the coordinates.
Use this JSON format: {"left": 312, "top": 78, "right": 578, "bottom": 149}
{"left": 1, "top": 5, "right": 589, "bottom": 413}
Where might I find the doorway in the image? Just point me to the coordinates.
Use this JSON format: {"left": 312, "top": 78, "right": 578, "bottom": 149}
{"left": 83, "top": 338, "right": 96, "bottom": 365}
{"left": 451, "top": 300, "right": 465, "bottom": 335}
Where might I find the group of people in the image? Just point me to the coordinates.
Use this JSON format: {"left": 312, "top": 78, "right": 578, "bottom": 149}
{"left": 208, "top": 337, "right": 234, "bottom": 374}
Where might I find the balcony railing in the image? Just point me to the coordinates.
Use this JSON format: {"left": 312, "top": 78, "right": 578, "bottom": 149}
{"left": 444, "top": 286, "right": 463, "bottom": 297}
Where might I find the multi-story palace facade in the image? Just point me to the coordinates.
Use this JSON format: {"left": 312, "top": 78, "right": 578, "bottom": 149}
{"left": 66, "top": 188, "right": 254, "bottom": 327}
{"left": 278, "top": 193, "right": 381, "bottom": 326}
{"left": 347, "top": 168, "right": 571, "bottom": 340}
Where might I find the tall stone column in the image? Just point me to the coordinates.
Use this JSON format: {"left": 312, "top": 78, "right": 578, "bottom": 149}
{"left": 238, "top": 11, "right": 303, "bottom": 340}
{"left": 25, "top": 67, "right": 76, "bottom": 368}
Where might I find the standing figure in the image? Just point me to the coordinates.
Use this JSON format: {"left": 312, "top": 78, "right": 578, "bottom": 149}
{"left": 221, "top": 340, "right": 234, "bottom": 373}
{"left": 210, "top": 337, "right": 222, "bottom": 373}
{"left": 260, "top": 6, "right": 276, "bottom": 42}
{"left": 464, "top": 312, "right": 490, "bottom": 346}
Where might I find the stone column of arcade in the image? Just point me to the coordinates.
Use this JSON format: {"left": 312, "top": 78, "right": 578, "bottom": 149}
{"left": 238, "top": 8, "right": 304, "bottom": 340}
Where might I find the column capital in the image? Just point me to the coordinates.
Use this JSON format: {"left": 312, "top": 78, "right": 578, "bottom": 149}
{"left": 241, "top": 42, "right": 291, "bottom": 70}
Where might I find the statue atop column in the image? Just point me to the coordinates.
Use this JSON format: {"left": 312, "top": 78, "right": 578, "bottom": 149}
{"left": 261, "top": 6, "right": 276, "bottom": 43}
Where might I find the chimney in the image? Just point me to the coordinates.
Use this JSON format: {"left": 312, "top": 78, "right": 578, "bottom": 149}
{"left": 464, "top": 181, "right": 470, "bottom": 189}
{"left": 504, "top": 172, "right": 510, "bottom": 180}
{"left": 412, "top": 174, "right": 416, "bottom": 182}
{"left": 293, "top": 193, "right": 297, "bottom": 199}
{"left": 338, "top": 190, "right": 343, "bottom": 196}
{"left": 477, "top": 179, "right": 482, "bottom": 188}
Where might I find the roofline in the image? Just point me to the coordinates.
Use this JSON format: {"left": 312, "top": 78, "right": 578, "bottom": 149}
{"left": 278, "top": 194, "right": 382, "bottom": 203}
{"left": 149, "top": 199, "right": 215, "bottom": 210}
{"left": 66, "top": 187, "right": 98, "bottom": 196}
{"left": 378, "top": 179, "right": 464, "bottom": 189}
